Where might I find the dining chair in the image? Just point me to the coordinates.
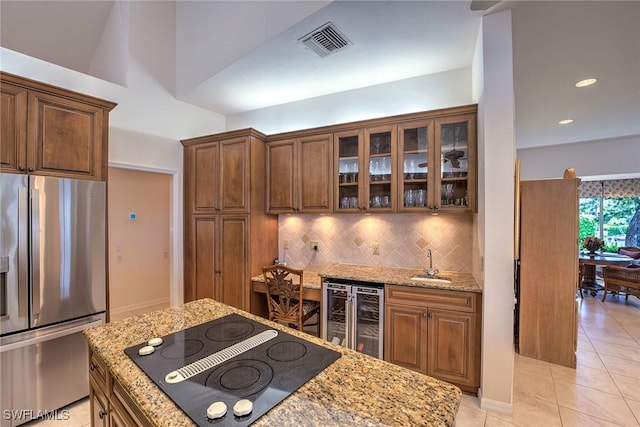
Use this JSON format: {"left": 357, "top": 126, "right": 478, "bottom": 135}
{"left": 602, "top": 264, "right": 640, "bottom": 302}
{"left": 262, "top": 264, "right": 321, "bottom": 336}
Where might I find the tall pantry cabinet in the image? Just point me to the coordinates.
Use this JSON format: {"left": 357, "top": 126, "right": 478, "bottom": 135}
{"left": 518, "top": 176, "right": 579, "bottom": 368}
{"left": 181, "top": 129, "right": 278, "bottom": 311}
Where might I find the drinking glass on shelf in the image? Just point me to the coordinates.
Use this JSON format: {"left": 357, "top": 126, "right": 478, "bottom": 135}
{"left": 381, "top": 157, "right": 388, "bottom": 179}
{"left": 340, "top": 197, "right": 349, "bottom": 209}
{"left": 408, "top": 159, "right": 416, "bottom": 179}
{"left": 443, "top": 184, "right": 454, "bottom": 205}
{"left": 372, "top": 136, "right": 381, "bottom": 154}
{"left": 349, "top": 196, "right": 358, "bottom": 208}
{"left": 416, "top": 189, "right": 426, "bottom": 207}
{"left": 370, "top": 159, "right": 381, "bottom": 181}
{"left": 382, "top": 195, "right": 390, "bottom": 207}
{"left": 404, "top": 189, "right": 414, "bottom": 207}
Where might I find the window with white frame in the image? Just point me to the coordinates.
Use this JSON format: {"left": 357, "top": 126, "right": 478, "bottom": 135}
{"left": 579, "top": 179, "right": 640, "bottom": 250}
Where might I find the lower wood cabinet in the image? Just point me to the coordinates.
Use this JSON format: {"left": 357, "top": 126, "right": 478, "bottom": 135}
{"left": 186, "top": 215, "right": 249, "bottom": 309}
{"left": 89, "top": 349, "right": 151, "bottom": 427}
{"left": 384, "top": 285, "right": 481, "bottom": 394}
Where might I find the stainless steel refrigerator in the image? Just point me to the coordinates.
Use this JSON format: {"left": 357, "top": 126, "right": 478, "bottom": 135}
{"left": 322, "top": 279, "right": 384, "bottom": 359}
{"left": 0, "top": 173, "right": 106, "bottom": 427}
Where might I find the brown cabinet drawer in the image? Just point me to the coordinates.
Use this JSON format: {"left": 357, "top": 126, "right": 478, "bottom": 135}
{"left": 385, "top": 285, "right": 477, "bottom": 313}
{"left": 89, "top": 350, "right": 108, "bottom": 393}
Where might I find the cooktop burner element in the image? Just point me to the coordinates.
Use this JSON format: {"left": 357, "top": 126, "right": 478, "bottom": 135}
{"left": 125, "top": 314, "right": 341, "bottom": 427}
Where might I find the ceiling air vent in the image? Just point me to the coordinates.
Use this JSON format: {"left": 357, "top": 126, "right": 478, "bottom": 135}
{"left": 299, "top": 22, "right": 351, "bottom": 57}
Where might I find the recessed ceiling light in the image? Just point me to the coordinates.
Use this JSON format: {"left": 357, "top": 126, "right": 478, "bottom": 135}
{"left": 575, "top": 78, "right": 597, "bottom": 88}
{"left": 558, "top": 119, "right": 574, "bottom": 125}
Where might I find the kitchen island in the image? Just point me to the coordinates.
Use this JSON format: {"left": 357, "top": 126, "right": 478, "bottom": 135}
{"left": 84, "top": 298, "right": 461, "bottom": 426}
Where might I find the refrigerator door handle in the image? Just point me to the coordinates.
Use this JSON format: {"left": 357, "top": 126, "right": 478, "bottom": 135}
{"left": 0, "top": 317, "right": 103, "bottom": 353}
{"left": 30, "top": 187, "right": 41, "bottom": 320}
{"left": 346, "top": 296, "right": 354, "bottom": 349}
{"left": 18, "top": 187, "right": 28, "bottom": 318}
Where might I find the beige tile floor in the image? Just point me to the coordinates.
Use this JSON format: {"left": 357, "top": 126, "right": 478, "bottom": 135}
{"left": 25, "top": 295, "right": 639, "bottom": 426}
{"left": 457, "top": 293, "right": 640, "bottom": 426}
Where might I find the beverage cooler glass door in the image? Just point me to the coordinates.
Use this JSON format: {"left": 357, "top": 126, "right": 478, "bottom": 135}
{"left": 322, "top": 283, "right": 349, "bottom": 348}
{"left": 354, "top": 286, "right": 384, "bottom": 359}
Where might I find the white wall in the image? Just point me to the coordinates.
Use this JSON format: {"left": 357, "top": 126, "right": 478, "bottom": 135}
{"left": 0, "top": 1, "right": 226, "bottom": 307}
{"left": 517, "top": 134, "right": 640, "bottom": 180}
{"left": 476, "top": 10, "right": 516, "bottom": 413}
{"left": 226, "top": 68, "right": 472, "bottom": 134}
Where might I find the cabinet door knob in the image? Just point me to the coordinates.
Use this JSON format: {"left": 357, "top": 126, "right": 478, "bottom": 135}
{"left": 90, "top": 363, "right": 96, "bottom": 371}
{"left": 18, "top": 166, "right": 25, "bottom": 171}
{"left": 27, "top": 167, "right": 34, "bottom": 172}
{"left": 99, "top": 410, "right": 107, "bottom": 419}
{"left": 423, "top": 312, "right": 428, "bottom": 317}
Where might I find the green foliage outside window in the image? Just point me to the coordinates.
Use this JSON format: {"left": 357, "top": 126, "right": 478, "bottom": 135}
{"left": 579, "top": 196, "right": 640, "bottom": 249}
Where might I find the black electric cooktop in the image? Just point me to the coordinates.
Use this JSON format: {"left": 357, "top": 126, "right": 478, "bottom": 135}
{"left": 125, "top": 314, "right": 341, "bottom": 426}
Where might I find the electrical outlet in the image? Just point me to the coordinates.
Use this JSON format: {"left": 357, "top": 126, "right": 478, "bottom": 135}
{"left": 310, "top": 240, "right": 319, "bottom": 251}
{"left": 283, "top": 240, "right": 290, "bottom": 249}
{"left": 372, "top": 243, "right": 380, "bottom": 255}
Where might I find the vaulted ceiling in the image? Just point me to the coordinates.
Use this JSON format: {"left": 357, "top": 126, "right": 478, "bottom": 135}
{"left": 1, "top": 1, "right": 638, "bottom": 150}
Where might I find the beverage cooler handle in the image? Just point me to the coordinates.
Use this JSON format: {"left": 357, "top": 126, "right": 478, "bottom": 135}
{"left": 31, "top": 188, "right": 41, "bottom": 319}
{"left": 346, "top": 296, "right": 354, "bottom": 349}
{"left": 18, "top": 187, "right": 29, "bottom": 317}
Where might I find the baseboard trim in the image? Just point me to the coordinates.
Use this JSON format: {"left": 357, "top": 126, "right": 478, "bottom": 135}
{"left": 478, "top": 388, "right": 513, "bottom": 414}
{"left": 110, "top": 297, "right": 170, "bottom": 316}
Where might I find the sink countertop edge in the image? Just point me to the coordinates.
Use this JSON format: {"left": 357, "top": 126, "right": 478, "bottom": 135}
{"left": 318, "top": 264, "right": 482, "bottom": 293}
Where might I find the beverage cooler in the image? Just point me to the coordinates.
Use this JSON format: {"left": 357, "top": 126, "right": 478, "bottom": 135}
{"left": 322, "top": 279, "right": 384, "bottom": 359}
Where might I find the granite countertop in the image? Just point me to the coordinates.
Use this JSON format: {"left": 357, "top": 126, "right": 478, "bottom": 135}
{"left": 319, "top": 264, "right": 482, "bottom": 293}
{"left": 251, "top": 265, "right": 480, "bottom": 293}
{"left": 84, "top": 299, "right": 461, "bottom": 426}
{"left": 250, "top": 271, "right": 321, "bottom": 289}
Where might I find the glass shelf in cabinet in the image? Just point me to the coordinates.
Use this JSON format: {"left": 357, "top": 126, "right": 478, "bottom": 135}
{"left": 404, "top": 149, "right": 427, "bottom": 155}
{"left": 369, "top": 179, "right": 391, "bottom": 185}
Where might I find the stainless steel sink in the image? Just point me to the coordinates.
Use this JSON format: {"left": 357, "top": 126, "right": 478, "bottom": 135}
{"left": 410, "top": 274, "right": 452, "bottom": 283}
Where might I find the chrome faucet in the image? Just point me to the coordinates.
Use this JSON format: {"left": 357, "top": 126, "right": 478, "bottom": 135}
{"left": 426, "top": 249, "right": 438, "bottom": 277}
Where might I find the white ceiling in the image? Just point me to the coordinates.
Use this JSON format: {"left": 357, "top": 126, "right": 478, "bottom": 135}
{"left": 1, "top": 1, "right": 638, "bottom": 150}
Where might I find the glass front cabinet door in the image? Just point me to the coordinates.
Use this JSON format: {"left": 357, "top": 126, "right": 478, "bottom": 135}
{"left": 398, "top": 120, "right": 434, "bottom": 212}
{"left": 435, "top": 114, "right": 476, "bottom": 212}
{"left": 335, "top": 130, "right": 363, "bottom": 212}
{"left": 364, "top": 125, "right": 396, "bottom": 212}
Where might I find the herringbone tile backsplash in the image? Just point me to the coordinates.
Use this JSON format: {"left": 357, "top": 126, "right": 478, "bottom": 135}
{"left": 278, "top": 214, "right": 474, "bottom": 273}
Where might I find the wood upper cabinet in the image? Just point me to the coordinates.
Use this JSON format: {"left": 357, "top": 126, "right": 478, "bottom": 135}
{"left": 269, "top": 105, "right": 477, "bottom": 215}
{"left": 266, "top": 133, "right": 333, "bottom": 213}
{"left": 184, "top": 136, "right": 249, "bottom": 214}
{"left": 182, "top": 129, "right": 278, "bottom": 311}
{"left": 384, "top": 285, "right": 481, "bottom": 394}
{"left": 0, "top": 82, "right": 27, "bottom": 172}
{"left": 364, "top": 125, "right": 396, "bottom": 213}
{"left": 434, "top": 114, "right": 477, "bottom": 212}
{"left": 0, "top": 72, "right": 116, "bottom": 181}
{"left": 334, "top": 125, "right": 397, "bottom": 213}
{"left": 397, "top": 119, "right": 434, "bottom": 212}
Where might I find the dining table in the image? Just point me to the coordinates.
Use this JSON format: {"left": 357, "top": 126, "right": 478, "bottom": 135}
{"left": 578, "top": 252, "right": 634, "bottom": 296}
